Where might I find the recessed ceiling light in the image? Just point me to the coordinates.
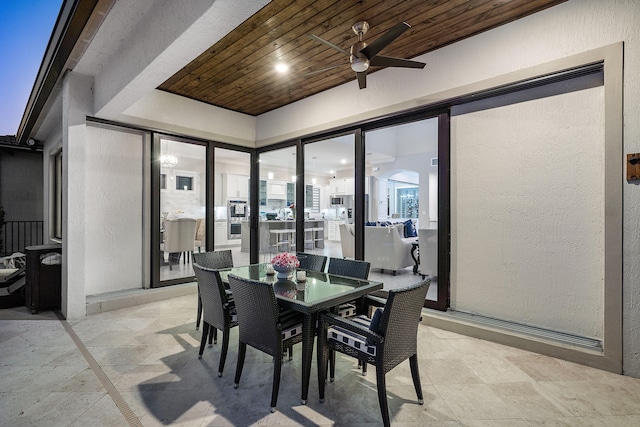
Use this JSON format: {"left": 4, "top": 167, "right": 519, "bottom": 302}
{"left": 341, "top": 159, "right": 347, "bottom": 164}
{"left": 275, "top": 62, "right": 289, "bottom": 73}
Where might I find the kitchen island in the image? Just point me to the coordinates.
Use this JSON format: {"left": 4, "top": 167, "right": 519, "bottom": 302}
{"left": 240, "top": 219, "right": 325, "bottom": 252}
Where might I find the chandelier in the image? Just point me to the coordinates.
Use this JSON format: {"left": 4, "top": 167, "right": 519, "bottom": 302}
{"left": 160, "top": 139, "right": 178, "bottom": 167}
{"left": 160, "top": 153, "right": 178, "bottom": 167}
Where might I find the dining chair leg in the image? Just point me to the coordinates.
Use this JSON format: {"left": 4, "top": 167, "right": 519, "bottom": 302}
{"left": 318, "top": 344, "right": 328, "bottom": 403}
{"left": 207, "top": 327, "right": 215, "bottom": 347}
{"left": 329, "top": 350, "right": 336, "bottom": 382}
{"left": 213, "top": 328, "right": 218, "bottom": 344}
{"left": 375, "top": 369, "right": 391, "bottom": 427}
{"left": 218, "top": 328, "right": 230, "bottom": 377}
{"left": 270, "top": 355, "right": 282, "bottom": 412}
{"left": 198, "top": 322, "right": 209, "bottom": 359}
{"left": 362, "top": 361, "right": 367, "bottom": 376}
{"left": 196, "top": 294, "right": 202, "bottom": 330}
{"left": 234, "top": 342, "right": 247, "bottom": 388}
{"left": 409, "top": 354, "right": 424, "bottom": 404}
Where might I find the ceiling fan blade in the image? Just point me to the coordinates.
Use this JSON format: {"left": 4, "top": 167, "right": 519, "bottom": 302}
{"left": 308, "top": 34, "right": 350, "bottom": 56}
{"left": 301, "top": 62, "right": 349, "bottom": 76}
{"left": 357, "top": 71, "right": 367, "bottom": 89}
{"left": 370, "top": 55, "right": 425, "bottom": 69}
{"left": 360, "top": 22, "right": 410, "bottom": 59}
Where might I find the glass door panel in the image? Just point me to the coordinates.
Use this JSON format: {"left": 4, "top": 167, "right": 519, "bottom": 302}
{"left": 159, "top": 138, "right": 205, "bottom": 282}
{"left": 364, "top": 118, "right": 440, "bottom": 304}
{"left": 258, "top": 146, "right": 297, "bottom": 262}
{"left": 304, "top": 135, "right": 355, "bottom": 262}
{"left": 214, "top": 148, "right": 250, "bottom": 266}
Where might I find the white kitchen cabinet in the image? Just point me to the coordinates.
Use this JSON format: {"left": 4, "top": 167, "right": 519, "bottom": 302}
{"left": 344, "top": 177, "right": 354, "bottom": 195}
{"left": 327, "top": 220, "right": 342, "bottom": 242}
{"left": 267, "top": 180, "right": 287, "bottom": 199}
{"left": 328, "top": 178, "right": 354, "bottom": 195}
{"left": 225, "top": 174, "right": 249, "bottom": 199}
{"left": 214, "top": 221, "right": 227, "bottom": 246}
{"left": 214, "top": 173, "right": 222, "bottom": 206}
{"left": 329, "top": 178, "right": 345, "bottom": 195}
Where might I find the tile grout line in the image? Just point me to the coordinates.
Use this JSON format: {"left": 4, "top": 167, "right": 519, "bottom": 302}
{"left": 55, "top": 311, "right": 143, "bottom": 427}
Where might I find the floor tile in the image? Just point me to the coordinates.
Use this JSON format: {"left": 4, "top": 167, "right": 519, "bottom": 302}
{"left": 2, "top": 293, "right": 640, "bottom": 426}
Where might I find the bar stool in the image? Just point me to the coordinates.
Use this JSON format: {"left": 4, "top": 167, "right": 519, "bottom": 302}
{"left": 313, "top": 227, "right": 324, "bottom": 248}
{"left": 270, "top": 229, "right": 296, "bottom": 252}
{"left": 304, "top": 228, "right": 314, "bottom": 250}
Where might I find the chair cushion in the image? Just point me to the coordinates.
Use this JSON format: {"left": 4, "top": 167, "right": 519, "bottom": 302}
{"left": 403, "top": 219, "right": 418, "bottom": 237}
{"left": 281, "top": 323, "right": 303, "bottom": 341}
{"left": 327, "top": 315, "right": 377, "bottom": 356}
{"left": 369, "top": 308, "right": 383, "bottom": 335}
{"left": 337, "top": 302, "right": 357, "bottom": 318}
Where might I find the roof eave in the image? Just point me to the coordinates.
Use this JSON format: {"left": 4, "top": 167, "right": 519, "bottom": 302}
{"left": 16, "top": 0, "right": 109, "bottom": 145}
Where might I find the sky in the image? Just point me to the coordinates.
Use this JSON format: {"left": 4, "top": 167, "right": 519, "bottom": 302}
{"left": 0, "top": 0, "right": 63, "bottom": 136}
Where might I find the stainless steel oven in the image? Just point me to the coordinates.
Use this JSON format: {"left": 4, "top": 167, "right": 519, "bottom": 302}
{"left": 228, "top": 220, "right": 242, "bottom": 240}
{"left": 227, "top": 200, "right": 247, "bottom": 240}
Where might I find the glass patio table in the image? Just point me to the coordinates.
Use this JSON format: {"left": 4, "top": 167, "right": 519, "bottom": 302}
{"left": 219, "top": 263, "right": 383, "bottom": 404}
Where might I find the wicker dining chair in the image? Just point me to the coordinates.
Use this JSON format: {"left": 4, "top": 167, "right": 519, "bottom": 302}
{"left": 227, "top": 274, "right": 304, "bottom": 413}
{"left": 327, "top": 257, "right": 370, "bottom": 317}
{"left": 192, "top": 263, "right": 238, "bottom": 377}
{"left": 318, "top": 280, "right": 430, "bottom": 427}
{"left": 326, "top": 257, "right": 372, "bottom": 374}
{"left": 192, "top": 250, "right": 233, "bottom": 331}
{"left": 327, "top": 257, "right": 370, "bottom": 280}
{"left": 296, "top": 252, "right": 327, "bottom": 272}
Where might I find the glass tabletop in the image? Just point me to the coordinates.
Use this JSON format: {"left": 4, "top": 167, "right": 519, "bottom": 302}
{"left": 219, "top": 263, "right": 383, "bottom": 312}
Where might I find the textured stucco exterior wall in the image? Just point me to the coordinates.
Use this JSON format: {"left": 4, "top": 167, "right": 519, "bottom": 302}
{"left": 84, "top": 125, "right": 144, "bottom": 296}
{"left": 62, "top": 72, "right": 93, "bottom": 320}
{"left": 450, "top": 87, "right": 605, "bottom": 339}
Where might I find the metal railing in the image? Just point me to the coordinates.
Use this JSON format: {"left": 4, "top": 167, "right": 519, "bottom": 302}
{"left": 1, "top": 221, "right": 44, "bottom": 256}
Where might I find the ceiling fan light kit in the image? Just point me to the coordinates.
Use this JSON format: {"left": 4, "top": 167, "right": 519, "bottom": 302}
{"left": 308, "top": 20, "right": 426, "bottom": 89}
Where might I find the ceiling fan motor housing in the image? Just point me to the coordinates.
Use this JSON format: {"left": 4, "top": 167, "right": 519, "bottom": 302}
{"left": 350, "top": 41, "right": 369, "bottom": 72}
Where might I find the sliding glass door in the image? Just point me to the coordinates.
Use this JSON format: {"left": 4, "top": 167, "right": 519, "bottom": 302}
{"left": 303, "top": 134, "right": 356, "bottom": 262}
{"left": 257, "top": 145, "right": 297, "bottom": 262}
{"left": 158, "top": 137, "right": 206, "bottom": 283}
{"left": 363, "top": 116, "right": 446, "bottom": 309}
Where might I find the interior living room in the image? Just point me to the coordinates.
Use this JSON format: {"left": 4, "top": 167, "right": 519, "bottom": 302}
{"left": 2, "top": 0, "right": 640, "bottom": 425}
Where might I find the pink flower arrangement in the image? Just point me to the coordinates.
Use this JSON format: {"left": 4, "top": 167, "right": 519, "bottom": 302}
{"left": 271, "top": 252, "right": 300, "bottom": 269}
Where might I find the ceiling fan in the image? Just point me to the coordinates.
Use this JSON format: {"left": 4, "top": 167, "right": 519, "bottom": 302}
{"left": 307, "top": 21, "right": 426, "bottom": 89}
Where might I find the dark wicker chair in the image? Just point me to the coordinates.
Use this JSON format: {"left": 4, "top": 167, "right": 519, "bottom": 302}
{"left": 318, "top": 281, "right": 430, "bottom": 427}
{"left": 326, "top": 257, "right": 372, "bottom": 374}
{"left": 227, "top": 274, "right": 304, "bottom": 413}
{"left": 327, "top": 257, "right": 370, "bottom": 279}
{"left": 192, "top": 264, "right": 238, "bottom": 376}
{"left": 192, "top": 250, "right": 233, "bottom": 331}
{"left": 296, "top": 252, "right": 327, "bottom": 272}
{"left": 327, "top": 257, "right": 370, "bottom": 317}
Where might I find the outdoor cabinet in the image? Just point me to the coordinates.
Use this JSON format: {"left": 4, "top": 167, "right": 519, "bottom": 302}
{"left": 25, "top": 244, "right": 62, "bottom": 314}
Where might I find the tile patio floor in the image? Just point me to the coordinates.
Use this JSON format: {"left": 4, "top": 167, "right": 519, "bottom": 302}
{"left": 1, "top": 294, "right": 640, "bottom": 426}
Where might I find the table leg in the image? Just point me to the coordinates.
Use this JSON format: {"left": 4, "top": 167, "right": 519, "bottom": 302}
{"left": 411, "top": 243, "right": 419, "bottom": 274}
{"left": 300, "top": 312, "right": 317, "bottom": 404}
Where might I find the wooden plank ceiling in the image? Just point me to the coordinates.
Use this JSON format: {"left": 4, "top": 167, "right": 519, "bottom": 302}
{"left": 159, "top": 0, "right": 566, "bottom": 116}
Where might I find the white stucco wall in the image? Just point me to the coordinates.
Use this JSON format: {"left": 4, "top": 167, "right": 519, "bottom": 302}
{"left": 84, "top": 125, "right": 145, "bottom": 296}
{"left": 451, "top": 87, "right": 605, "bottom": 339}
{"left": 122, "top": 90, "right": 256, "bottom": 146}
